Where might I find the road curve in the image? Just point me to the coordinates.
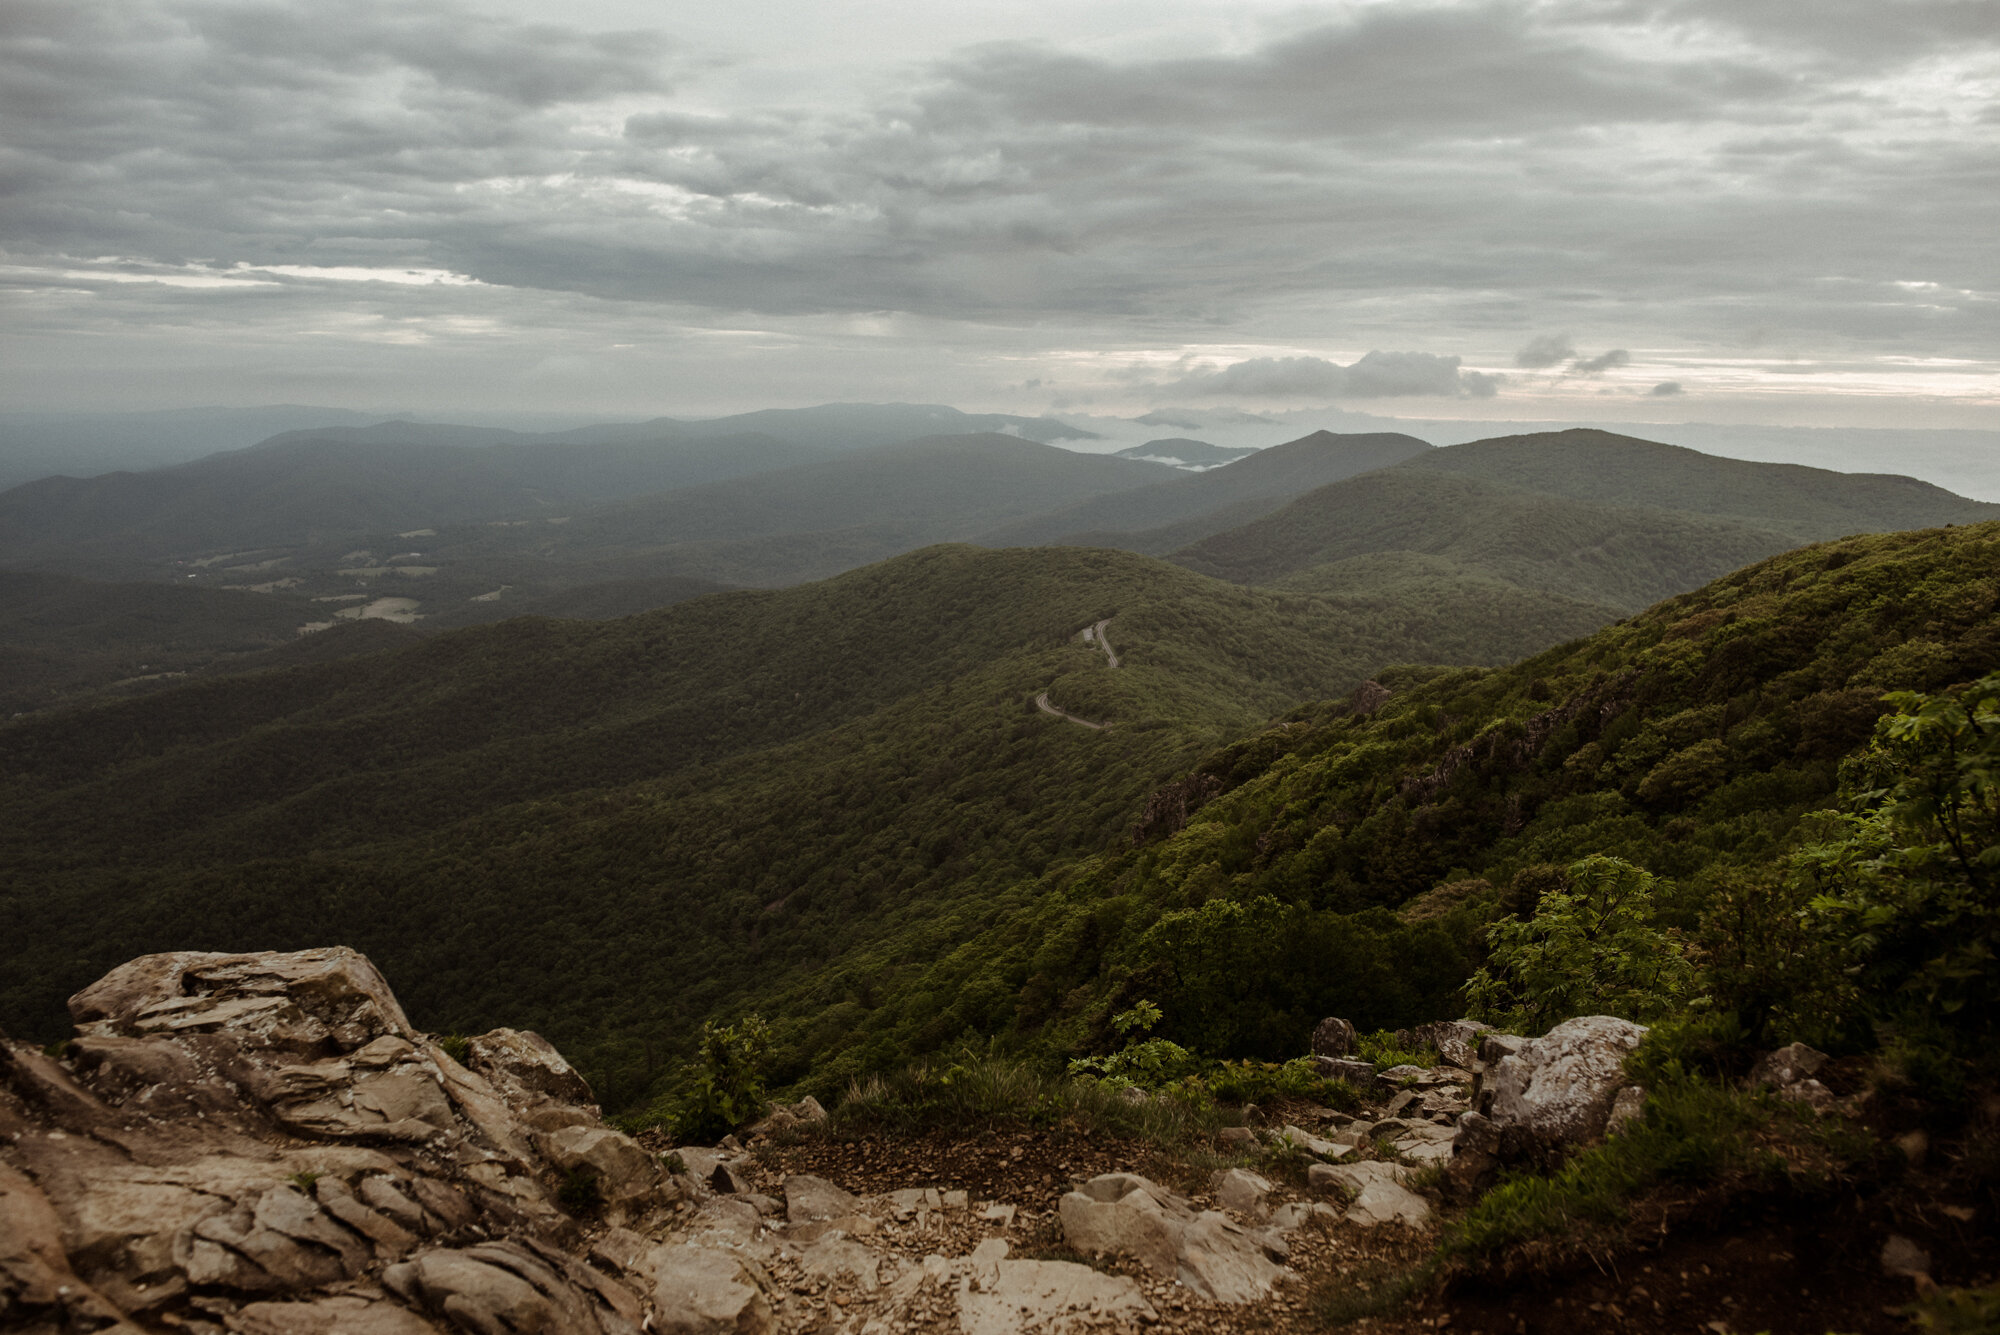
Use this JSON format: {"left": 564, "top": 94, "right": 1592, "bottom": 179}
{"left": 1037, "top": 617, "right": 1121, "bottom": 730}
{"left": 1085, "top": 618, "right": 1120, "bottom": 669}
{"left": 1035, "top": 690, "right": 1109, "bottom": 730}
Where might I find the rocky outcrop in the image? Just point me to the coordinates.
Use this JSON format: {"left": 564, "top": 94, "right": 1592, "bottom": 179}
{"left": 1396, "top": 1019, "right": 1492, "bottom": 1071}
{"left": 1481, "top": 1015, "right": 1646, "bottom": 1148}
{"left": 0, "top": 947, "right": 674, "bottom": 1334}
{"left": 1059, "top": 1172, "right": 1288, "bottom": 1303}
{"left": 1310, "top": 1017, "right": 1356, "bottom": 1058}
{"left": 1745, "top": 1042, "right": 1837, "bottom": 1111}
{"left": 1308, "top": 1162, "right": 1431, "bottom": 1228}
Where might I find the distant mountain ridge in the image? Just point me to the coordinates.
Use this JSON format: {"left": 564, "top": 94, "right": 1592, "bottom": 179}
{"left": 1164, "top": 428, "right": 2000, "bottom": 615}
{"left": 979, "top": 430, "right": 1434, "bottom": 552}
{"left": 1400, "top": 428, "right": 1999, "bottom": 540}
{"left": 1112, "top": 439, "right": 1259, "bottom": 469}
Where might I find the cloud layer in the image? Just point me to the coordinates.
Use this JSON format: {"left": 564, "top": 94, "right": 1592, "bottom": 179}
{"left": 1162, "top": 353, "right": 1499, "bottom": 399}
{"left": 2, "top": 0, "right": 1997, "bottom": 417}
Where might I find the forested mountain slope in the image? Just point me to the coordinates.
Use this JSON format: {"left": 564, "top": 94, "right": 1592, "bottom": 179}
{"left": 830, "top": 521, "right": 2000, "bottom": 1078}
{"left": 1171, "top": 468, "right": 1798, "bottom": 613}
{"left": 0, "top": 545, "right": 1396, "bottom": 1082}
{"left": 0, "top": 571, "right": 320, "bottom": 713}
{"left": 503, "top": 435, "right": 1171, "bottom": 554}
{"left": 978, "top": 430, "right": 1431, "bottom": 551}
{"left": 7, "top": 513, "right": 1994, "bottom": 1106}
{"left": 1402, "top": 428, "right": 2000, "bottom": 538}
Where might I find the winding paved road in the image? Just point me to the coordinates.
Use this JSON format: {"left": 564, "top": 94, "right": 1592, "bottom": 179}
{"left": 1083, "top": 618, "right": 1120, "bottom": 668}
{"left": 1038, "top": 617, "right": 1121, "bottom": 730}
{"left": 1035, "top": 690, "right": 1109, "bottom": 730}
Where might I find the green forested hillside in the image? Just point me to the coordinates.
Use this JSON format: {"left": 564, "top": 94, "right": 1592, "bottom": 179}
{"left": 6, "top": 513, "right": 1996, "bottom": 1110}
{"left": 835, "top": 521, "right": 2000, "bottom": 1075}
{"left": 1170, "top": 467, "right": 1795, "bottom": 612}
{"left": 0, "top": 544, "right": 1417, "bottom": 1080}
{"left": 0, "top": 572, "right": 320, "bottom": 713}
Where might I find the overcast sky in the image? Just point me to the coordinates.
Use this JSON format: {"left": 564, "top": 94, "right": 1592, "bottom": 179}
{"left": 3, "top": 0, "right": 1996, "bottom": 426}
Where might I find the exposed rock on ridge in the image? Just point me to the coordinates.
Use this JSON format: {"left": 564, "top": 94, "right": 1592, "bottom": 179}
{"left": 1, "top": 947, "right": 673, "bottom": 1333}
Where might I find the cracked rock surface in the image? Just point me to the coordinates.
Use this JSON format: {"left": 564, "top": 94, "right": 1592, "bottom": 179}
{"left": 1, "top": 947, "right": 673, "bottom": 1334}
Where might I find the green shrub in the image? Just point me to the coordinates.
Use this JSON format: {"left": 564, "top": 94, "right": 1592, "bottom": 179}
{"left": 834, "top": 1054, "right": 1216, "bottom": 1144}
{"left": 1067, "top": 1000, "right": 1198, "bottom": 1088}
{"left": 1445, "top": 1077, "right": 1777, "bottom": 1261}
{"left": 1203, "top": 1057, "right": 1364, "bottom": 1109}
{"left": 1624, "top": 1012, "right": 1752, "bottom": 1087}
{"left": 1354, "top": 1030, "right": 1437, "bottom": 1072}
{"left": 1694, "top": 865, "right": 1857, "bottom": 1052}
{"left": 1799, "top": 673, "right": 2000, "bottom": 1063}
{"left": 672, "top": 1015, "right": 771, "bottom": 1142}
{"left": 436, "top": 1034, "right": 471, "bottom": 1064}
{"left": 1465, "top": 855, "right": 1697, "bottom": 1034}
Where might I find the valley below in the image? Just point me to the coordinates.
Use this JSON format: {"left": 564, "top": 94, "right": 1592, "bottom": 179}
{"left": 2, "top": 407, "right": 1997, "bottom": 1332}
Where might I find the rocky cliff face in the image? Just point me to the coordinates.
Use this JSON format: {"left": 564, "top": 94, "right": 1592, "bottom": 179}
{"left": 0, "top": 947, "right": 675, "bottom": 1334}
{"left": 3, "top": 947, "right": 1326, "bottom": 1335}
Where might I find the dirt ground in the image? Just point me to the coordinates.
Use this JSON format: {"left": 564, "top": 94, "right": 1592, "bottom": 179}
{"left": 743, "top": 1123, "right": 1994, "bottom": 1335}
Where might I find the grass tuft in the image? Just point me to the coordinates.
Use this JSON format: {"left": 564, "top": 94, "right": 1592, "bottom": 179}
{"left": 830, "top": 1056, "right": 1220, "bottom": 1145}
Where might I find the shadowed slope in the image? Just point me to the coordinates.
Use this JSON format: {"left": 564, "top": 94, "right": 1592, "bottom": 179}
{"left": 977, "top": 431, "right": 1432, "bottom": 552}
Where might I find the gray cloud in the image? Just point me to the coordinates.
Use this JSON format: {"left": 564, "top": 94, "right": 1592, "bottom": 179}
{"left": 1162, "top": 352, "right": 1499, "bottom": 400}
{"left": 1, "top": 0, "right": 1996, "bottom": 416}
{"left": 1571, "top": 349, "right": 1633, "bottom": 375}
{"left": 1651, "top": 381, "right": 1686, "bottom": 396}
{"left": 924, "top": 7, "right": 1793, "bottom": 142}
{"left": 1516, "top": 334, "right": 1578, "bottom": 369}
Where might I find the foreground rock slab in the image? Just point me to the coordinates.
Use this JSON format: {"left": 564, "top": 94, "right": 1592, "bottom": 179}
{"left": 1059, "top": 1172, "right": 1287, "bottom": 1303}
{"left": 1482, "top": 1015, "right": 1647, "bottom": 1150}
{"left": 958, "top": 1241, "right": 1156, "bottom": 1335}
{"left": 1, "top": 947, "right": 678, "bottom": 1333}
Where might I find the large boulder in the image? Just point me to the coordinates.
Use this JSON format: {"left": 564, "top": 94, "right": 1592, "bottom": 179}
{"left": 958, "top": 1259, "right": 1151, "bottom": 1335}
{"left": 1398, "top": 1019, "right": 1492, "bottom": 1070}
{"left": 1059, "top": 1172, "right": 1286, "bottom": 1303}
{"left": 1481, "top": 1015, "right": 1646, "bottom": 1150}
{"left": 641, "top": 1243, "right": 773, "bottom": 1335}
{"left": 2, "top": 947, "right": 678, "bottom": 1333}
{"left": 1310, "top": 1016, "right": 1357, "bottom": 1058}
{"left": 1308, "top": 1161, "right": 1431, "bottom": 1228}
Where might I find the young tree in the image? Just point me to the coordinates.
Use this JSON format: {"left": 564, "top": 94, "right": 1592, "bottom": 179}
{"left": 1797, "top": 673, "right": 2000, "bottom": 1052}
{"left": 1466, "top": 855, "right": 1695, "bottom": 1033}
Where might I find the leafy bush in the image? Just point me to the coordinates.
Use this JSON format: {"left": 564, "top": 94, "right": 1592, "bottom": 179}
{"left": 1465, "top": 855, "right": 1696, "bottom": 1034}
{"left": 1799, "top": 673, "right": 2000, "bottom": 1062}
{"left": 672, "top": 1015, "right": 771, "bottom": 1142}
{"left": 1203, "top": 1057, "right": 1364, "bottom": 1109}
{"left": 1354, "top": 1030, "right": 1437, "bottom": 1072}
{"left": 1445, "top": 1077, "right": 1779, "bottom": 1261}
{"left": 1693, "top": 865, "right": 1856, "bottom": 1053}
{"left": 1068, "top": 1000, "right": 1199, "bottom": 1088}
